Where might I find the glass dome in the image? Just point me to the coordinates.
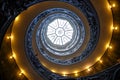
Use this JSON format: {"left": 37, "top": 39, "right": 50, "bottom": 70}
{"left": 47, "top": 18, "right": 73, "bottom": 45}
{"left": 36, "top": 9, "right": 85, "bottom": 56}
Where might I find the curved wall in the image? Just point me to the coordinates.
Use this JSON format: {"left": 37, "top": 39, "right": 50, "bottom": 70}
{"left": 11, "top": 0, "right": 113, "bottom": 80}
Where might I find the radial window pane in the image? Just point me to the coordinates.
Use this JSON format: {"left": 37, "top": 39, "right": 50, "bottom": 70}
{"left": 47, "top": 18, "right": 73, "bottom": 45}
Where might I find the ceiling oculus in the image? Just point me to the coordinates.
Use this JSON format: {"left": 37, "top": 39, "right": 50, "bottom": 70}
{"left": 36, "top": 8, "right": 85, "bottom": 56}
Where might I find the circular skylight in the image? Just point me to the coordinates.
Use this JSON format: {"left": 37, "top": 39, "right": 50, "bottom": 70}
{"left": 47, "top": 18, "right": 73, "bottom": 45}
{"left": 36, "top": 10, "right": 85, "bottom": 56}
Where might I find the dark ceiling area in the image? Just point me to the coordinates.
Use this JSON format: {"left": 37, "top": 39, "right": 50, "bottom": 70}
{"left": 0, "top": 0, "right": 120, "bottom": 80}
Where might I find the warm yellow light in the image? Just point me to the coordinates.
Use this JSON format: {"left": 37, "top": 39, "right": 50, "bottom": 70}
{"left": 114, "top": 27, "right": 118, "bottom": 30}
{"left": 19, "top": 69, "right": 25, "bottom": 76}
{"left": 106, "top": 44, "right": 113, "bottom": 49}
{"left": 19, "top": 71, "right": 23, "bottom": 76}
{"left": 99, "top": 60, "right": 103, "bottom": 63}
{"left": 6, "top": 35, "right": 13, "bottom": 40}
{"left": 87, "top": 68, "right": 91, "bottom": 72}
{"left": 75, "top": 73, "right": 78, "bottom": 77}
{"left": 109, "top": 3, "right": 116, "bottom": 8}
{"left": 42, "top": 62, "right": 47, "bottom": 67}
{"left": 63, "top": 74, "right": 66, "bottom": 76}
{"left": 86, "top": 66, "right": 91, "bottom": 72}
{"left": 15, "top": 16, "right": 19, "bottom": 21}
{"left": 74, "top": 71, "right": 79, "bottom": 76}
{"left": 6, "top": 36, "right": 10, "bottom": 39}
{"left": 106, "top": 44, "right": 109, "bottom": 49}
{"left": 74, "top": 71, "right": 78, "bottom": 74}
{"left": 111, "top": 26, "right": 114, "bottom": 30}
{"left": 51, "top": 70, "right": 56, "bottom": 73}
{"left": 12, "top": 52, "right": 16, "bottom": 59}
{"left": 112, "top": 3, "right": 116, "bottom": 7}
{"left": 109, "top": 5, "right": 112, "bottom": 8}
{"left": 62, "top": 72, "right": 67, "bottom": 77}
{"left": 97, "top": 57, "right": 100, "bottom": 61}
{"left": 11, "top": 35, "right": 13, "bottom": 39}
{"left": 6, "top": 36, "right": 9, "bottom": 39}
{"left": 87, "top": 69, "right": 90, "bottom": 72}
{"left": 109, "top": 45, "right": 112, "bottom": 49}
{"left": 21, "top": 70, "right": 24, "bottom": 73}
{"left": 97, "top": 57, "right": 103, "bottom": 63}
{"left": 9, "top": 55, "right": 13, "bottom": 59}
{"left": 19, "top": 72, "right": 22, "bottom": 76}
{"left": 112, "top": 26, "right": 118, "bottom": 30}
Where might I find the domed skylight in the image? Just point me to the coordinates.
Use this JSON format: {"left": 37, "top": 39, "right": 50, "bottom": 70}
{"left": 47, "top": 18, "right": 73, "bottom": 45}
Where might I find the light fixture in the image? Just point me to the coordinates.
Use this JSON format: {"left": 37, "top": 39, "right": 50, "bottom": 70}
{"left": 109, "top": 3, "right": 116, "bottom": 8}
{"left": 63, "top": 74, "right": 67, "bottom": 77}
{"left": 114, "top": 27, "right": 118, "bottom": 30}
{"left": 97, "top": 57, "right": 103, "bottom": 63}
{"left": 108, "top": 45, "right": 112, "bottom": 49}
{"left": 87, "top": 68, "right": 91, "bottom": 72}
{"left": 12, "top": 52, "right": 16, "bottom": 59}
{"left": 86, "top": 66, "right": 91, "bottom": 72}
{"left": 9, "top": 55, "right": 13, "bottom": 59}
{"left": 74, "top": 73, "right": 78, "bottom": 77}
{"left": 6, "top": 36, "right": 11, "bottom": 39}
{"left": 18, "top": 69, "right": 25, "bottom": 76}
{"left": 106, "top": 44, "right": 109, "bottom": 49}
{"left": 106, "top": 44, "right": 113, "bottom": 49}
{"left": 109, "top": 5, "right": 112, "bottom": 8}
{"left": 62, "top": 72, "right": 67, "bottom": 77}
{"left": 6, "top": 35, "right": 13, "bottom": 40}
{"left": 112, "top": 3, "right": 116, "bottom": 8}
{"left": 106, "top": 44, "right": 112, "bottom": 49}
{"left": 19, "top": 72, "right": 23, "bottom": 76}
{"left": 112, "top": 26, "right": 118, "bottom": 30}
{"left": 74, "top": 71, "right": 78, "bottom": 76}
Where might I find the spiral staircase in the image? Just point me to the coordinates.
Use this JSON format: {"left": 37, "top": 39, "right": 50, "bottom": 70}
{"left": 0, "top": 0, "right": 120, "bottom": 80}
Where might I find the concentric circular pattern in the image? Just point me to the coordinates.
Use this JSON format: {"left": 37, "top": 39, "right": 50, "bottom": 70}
{"left": 27, "top": 6, "right": 99, "bottom": 65}
{"left": 47, "top": 18, "right": 73, "bottom": 45}
{"left": 24, "top": 0, "right": 100, "bottom": 79}
{"left": 37, "top": 12, "right": 83, "bottom": 56}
